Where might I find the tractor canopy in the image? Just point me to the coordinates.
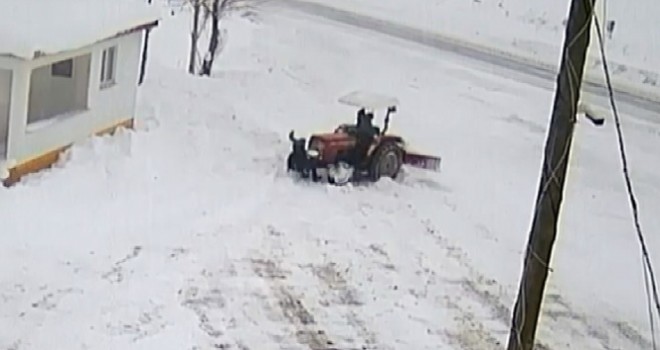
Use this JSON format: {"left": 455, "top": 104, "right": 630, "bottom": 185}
{"left": 338, "top": 91, "right": 399, "bottom": 111}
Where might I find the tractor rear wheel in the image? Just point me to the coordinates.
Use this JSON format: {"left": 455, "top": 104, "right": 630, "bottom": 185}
{"left": 368, "top": 143, "right": 403, "bottom": 181}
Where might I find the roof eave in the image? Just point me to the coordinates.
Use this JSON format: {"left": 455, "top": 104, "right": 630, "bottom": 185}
{"left": 115, "top": 19, "right": 160, "bottom": 38}
{"left": 1, "top": 19, "right": 160, "bottom": 61}
{"left": 32, "top": 19, "right": 160, "bottom": 60}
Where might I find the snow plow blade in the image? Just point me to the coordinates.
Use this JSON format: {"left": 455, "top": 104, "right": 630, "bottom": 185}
{"left": 404, "top": 151, "right": 441, "bottom": 172}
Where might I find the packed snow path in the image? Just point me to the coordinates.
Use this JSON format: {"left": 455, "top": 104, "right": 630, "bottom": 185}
{"left": 1, "top": 3, "right": 659, "bottom": 350}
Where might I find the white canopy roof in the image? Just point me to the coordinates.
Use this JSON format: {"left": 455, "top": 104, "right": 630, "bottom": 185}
{"left": 0, "top": 0, "right": 160, "bottom": 60}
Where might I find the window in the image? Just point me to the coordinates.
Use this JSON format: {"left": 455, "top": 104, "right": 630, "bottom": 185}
{"left": 100, "top": 46, "right": 117, "bottom": 89}
{"left": 27, "top": 53, "right": 91, "bottom": 126}
{"left": 51, "top": 59, "right": 73, "bottom": 78}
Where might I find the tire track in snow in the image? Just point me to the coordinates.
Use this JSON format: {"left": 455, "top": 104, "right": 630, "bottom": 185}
{"left": 209, "top": 169, "right": 512, "bottom": 348}
{"left": 176, "top": 266, "right": 254, "bottom": 349}
{"left": 248, "top": 225, "right": 388, "bottom": 350}
{"left": 305, "top": 261, "right": 385, "bottom": 350}
{"left": 362, "top": 174, "right": 538, "bottom": 348}
{"left": 264, "top": 172, "right": 504, "bottom": 349}
{"left": 179, "top": 287, "right": 227, "bottom": 339}
{"left": 354, "top": 173, "right": 510, "bottom": 347}
{"left": 410, "top": 186, "right": 651, "bottom": 350}
{"left": 104, "top": 302, "right": 169, "bottom": 343}
{"left": 102, "top": 245, "right": 143, "bottom": 284}
{"left": 416, "top": 219, "right": 546, "bottom": 350}
{"left": 359, "top": 170, "right": 652, "bottom": 349}
{"left": 250, "top": 256, "right": 338, "bottom": 350}
{"left": 243, "top": 161, "right": 648, "bottom": 349}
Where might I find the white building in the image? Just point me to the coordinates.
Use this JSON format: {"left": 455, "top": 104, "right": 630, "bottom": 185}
{"left": 0, "top": 0, "right": 160, "bottom": 185}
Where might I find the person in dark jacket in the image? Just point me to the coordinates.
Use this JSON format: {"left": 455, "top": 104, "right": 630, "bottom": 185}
{"left": 352, "top": 109, "right": 378, "bottom": 168}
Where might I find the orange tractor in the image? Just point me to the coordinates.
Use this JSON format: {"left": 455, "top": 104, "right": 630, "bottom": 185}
{"left": 286, "top": 91, "right": 441, "bottom": 185}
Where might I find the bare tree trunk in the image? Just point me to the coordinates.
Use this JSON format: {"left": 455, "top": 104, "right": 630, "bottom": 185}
{"left": 188, "top": 0, "right": 201, "bottom": 74}
{"left": 200, "top": 0, "right": 222, "bottom": 76}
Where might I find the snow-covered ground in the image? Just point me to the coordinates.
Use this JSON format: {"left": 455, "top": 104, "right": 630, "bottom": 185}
{"left": 284, "top": 0, "right": 660, "bottom": 100}
{"left": 1, "top": 2, "right": 660, "bottom": 349}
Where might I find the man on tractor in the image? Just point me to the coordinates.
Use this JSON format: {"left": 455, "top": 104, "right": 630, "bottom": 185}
{"left": 351, "top": 108, "right": 379, "bottom": 169}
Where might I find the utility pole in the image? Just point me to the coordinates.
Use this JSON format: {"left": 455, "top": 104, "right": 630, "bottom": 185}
{"left": 506, "top": 0, "right": 596, "bottom": 349}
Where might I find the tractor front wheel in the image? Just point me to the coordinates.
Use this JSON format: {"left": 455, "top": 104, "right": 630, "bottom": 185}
{"left": 369, "top": 143, "right": 403, "bottom": 181}
{"left": 327, "top": 162, "right": 354, "bottom": 185}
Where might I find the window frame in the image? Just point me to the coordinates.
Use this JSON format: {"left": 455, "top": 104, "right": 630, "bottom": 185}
{"left": 99, "top": 45, "right": 118, "bottom": 89}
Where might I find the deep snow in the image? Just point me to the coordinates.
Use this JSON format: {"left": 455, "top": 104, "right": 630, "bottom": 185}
{"left": 1, "top": 2, "right": 659, "bottom": 350}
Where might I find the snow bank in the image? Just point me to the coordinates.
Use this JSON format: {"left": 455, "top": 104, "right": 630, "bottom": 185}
{"left": 0, "top": 0, "right": 161, "bottom": 59}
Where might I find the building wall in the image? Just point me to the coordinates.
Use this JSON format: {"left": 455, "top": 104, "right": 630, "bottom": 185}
{"left": 0, "top": 69, "right": 11, "bottom": 157}
{"left": 11, "top": 30, "right": 144, "bottom": 164}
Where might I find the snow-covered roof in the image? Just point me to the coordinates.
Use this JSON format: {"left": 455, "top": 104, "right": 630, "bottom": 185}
{"left": 0, "top": 0, "right": 160, "bottom": 60}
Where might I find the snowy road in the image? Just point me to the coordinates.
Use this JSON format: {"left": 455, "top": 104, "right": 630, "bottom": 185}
{"left": 274, "top": 0, "right": 660, "bottom": 126}
{"left": 1, "top": 3, "right": 659, "bottom": 350}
